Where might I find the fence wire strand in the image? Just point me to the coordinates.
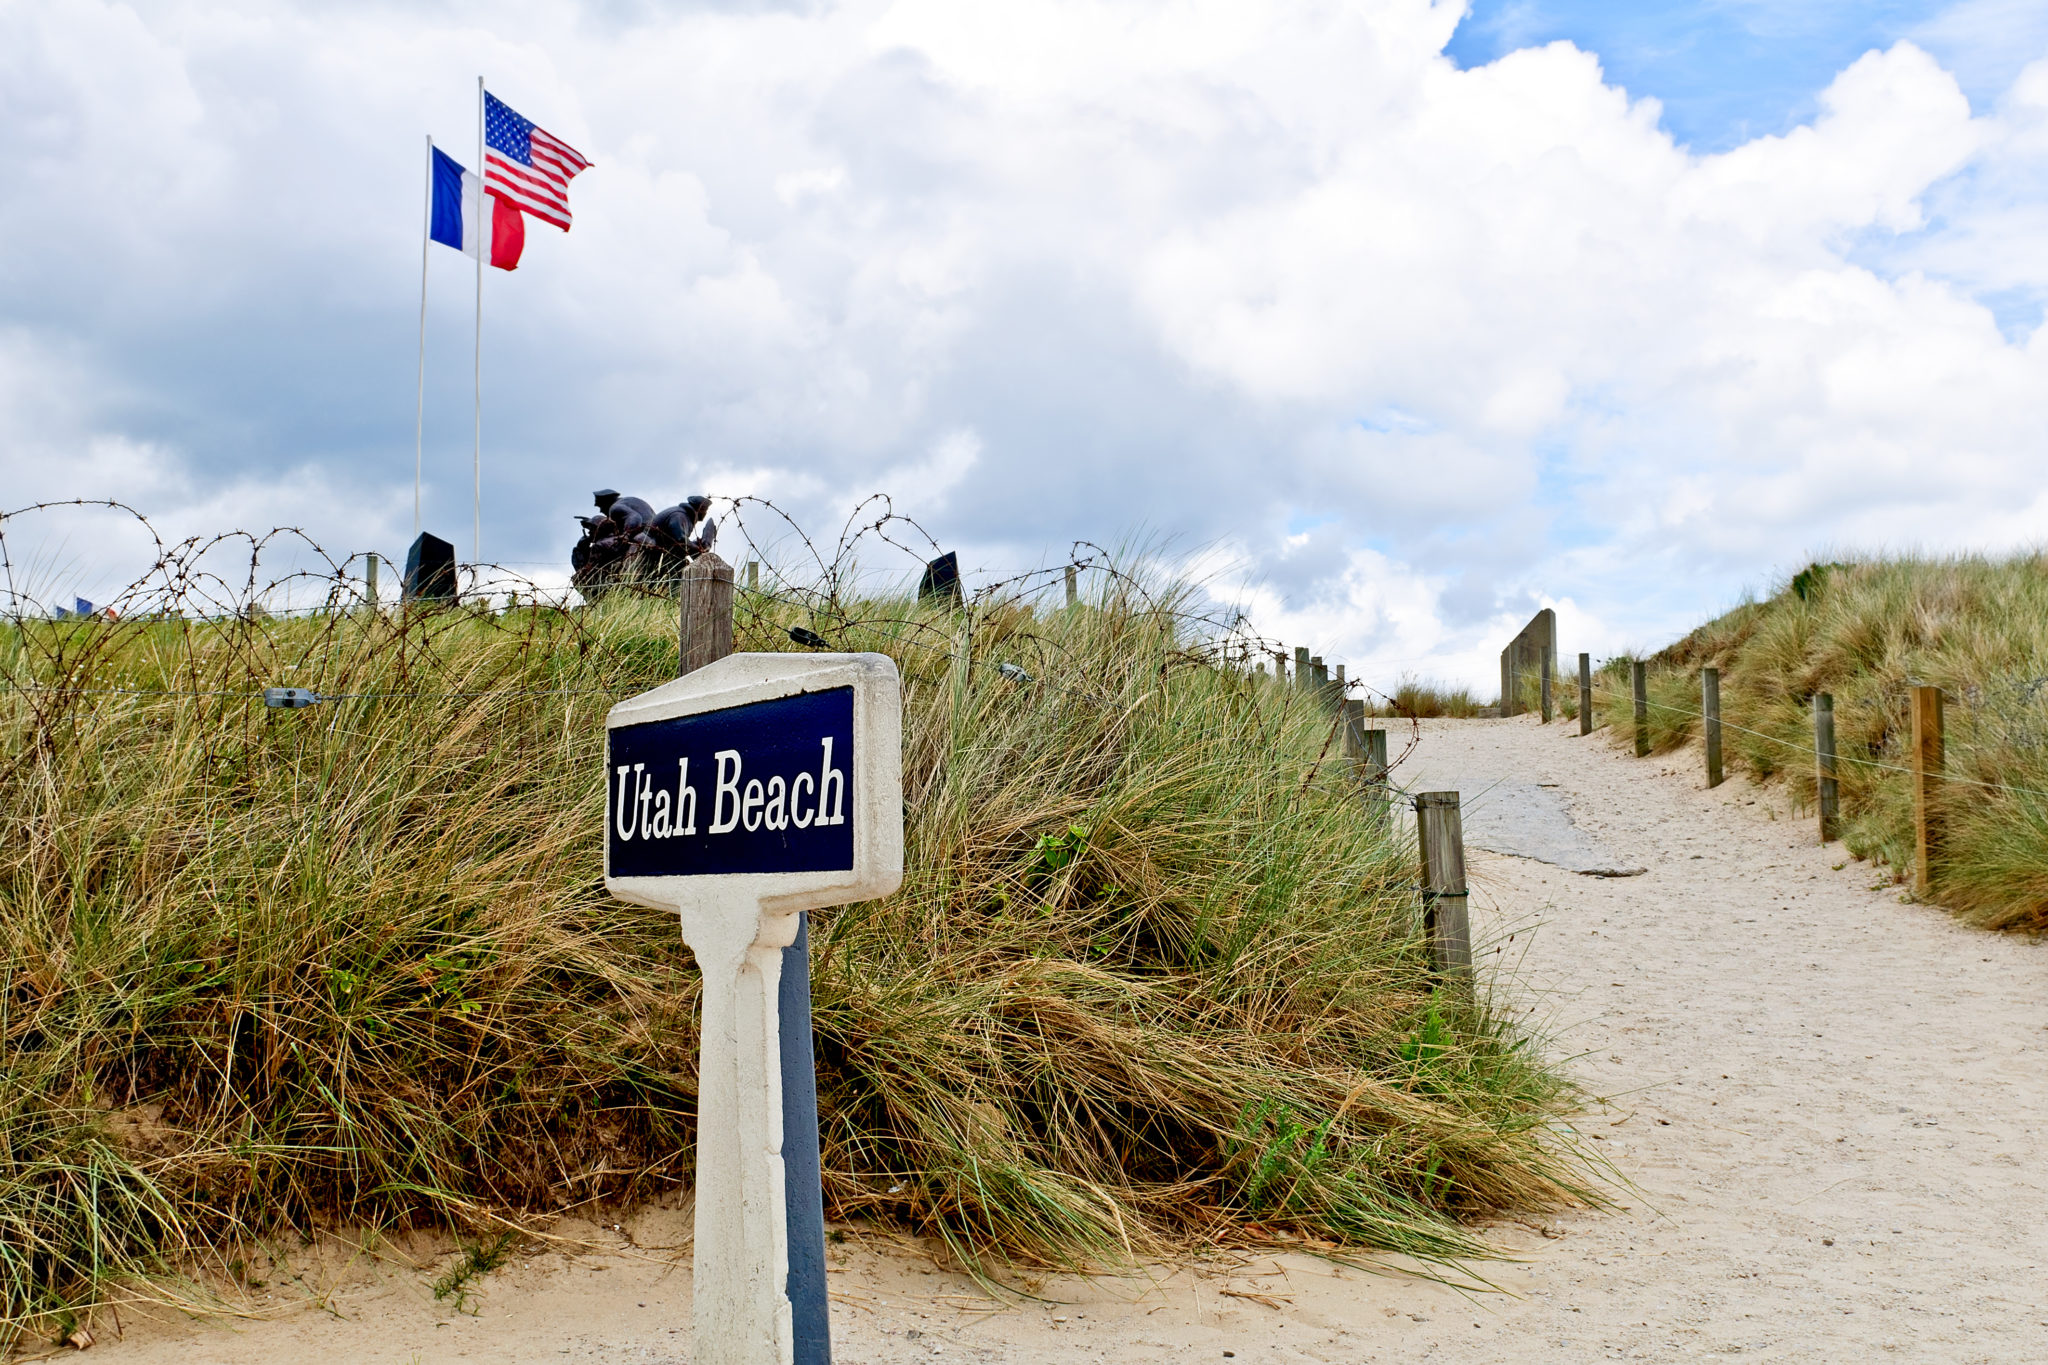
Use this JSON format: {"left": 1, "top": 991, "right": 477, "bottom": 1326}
{"left": 1575, "top": 679, "right": 2048, "bottom": 805}
{"left": 0, "top": 499, "right": 1427, "bottom": 799}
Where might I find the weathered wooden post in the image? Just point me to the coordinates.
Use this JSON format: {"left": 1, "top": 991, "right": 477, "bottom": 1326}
{"left": 1703, "top": 667, "right": 1724, "bottom": 788}
{"left": 1311, "top": 657, "right": 1327, "bottom": 700}
{"left": 1632, "top": 661, "right": 1649, "bottom": 757}
{"left": 1578, "top": 652, "right": 1593, "bottom": 737}
{"left": 1912, "top": 684, "right": 1944, "bottom": 897}
{"left": 1064, "top": 564, "right": 1077, "bottom": 607}
{"left": 365, "top": 553, "right": 380, "bottom": 609}
{"left": 747, "top": 560, "right": 761, "bottom": 593}
{"left": 1540, "top": 644, "right": 1553, "bottom": 723}
{"left": 1364, "top": 726, "right": 1390, "bottom": 818}
{"left": 609, "top": 650, "right": 902, "bottom": 1365}
{"left": 1415, "top": 792, "right": 1471, "bottom": 982}
{"left": 1294, "top": 647, "right": 1311, "bottom": 694}
{"left": 681, "top": 554, "right": 737, "bottom": 676}
{"left": 1343, "top": 699, "right": 1388, "bottom": 814}
{"left": 1814, "top": 692, "right": 1838, "bottom": 842}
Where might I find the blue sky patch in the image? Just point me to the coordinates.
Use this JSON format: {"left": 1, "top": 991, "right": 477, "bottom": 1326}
{"left": 1445, "top": 1, "right": 2037, "bottom": 152}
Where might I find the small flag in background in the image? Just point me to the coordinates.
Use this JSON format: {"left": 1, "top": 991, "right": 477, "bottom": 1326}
{"left": 483, "top": 92, "right": 591, "bottom": 232}
{"left": 430, "top": 146, "right": 524, "bottom": 270}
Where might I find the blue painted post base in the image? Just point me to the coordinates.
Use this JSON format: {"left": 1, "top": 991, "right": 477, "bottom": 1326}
{"left": 779, "top": 912, "right": 832, "bottom": 1364}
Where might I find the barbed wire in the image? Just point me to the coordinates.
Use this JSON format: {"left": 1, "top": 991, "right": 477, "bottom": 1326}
{"left": 0, "top": 499, "right": 1423, "bottom": 800}
{"left": 0, "top": 681, "right": 622, "bottom": 702}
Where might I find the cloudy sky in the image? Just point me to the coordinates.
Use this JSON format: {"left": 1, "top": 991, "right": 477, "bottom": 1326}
{"left": 4, "top": 0, "right": 2046, "bottom": 690}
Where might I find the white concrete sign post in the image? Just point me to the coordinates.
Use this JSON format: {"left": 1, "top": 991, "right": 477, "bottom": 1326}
{"left": 606, "top": 653, "right": 903, "bottom": 1365}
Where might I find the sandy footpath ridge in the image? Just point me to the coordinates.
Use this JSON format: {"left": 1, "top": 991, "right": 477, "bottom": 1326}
{"left": 88, "top": 715, "right": 2048, "bottom": 1363}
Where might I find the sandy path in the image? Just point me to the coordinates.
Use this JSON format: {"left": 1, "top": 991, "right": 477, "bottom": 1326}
{"left": 88, "top": 716, "right": 2048, "bottom": 1363}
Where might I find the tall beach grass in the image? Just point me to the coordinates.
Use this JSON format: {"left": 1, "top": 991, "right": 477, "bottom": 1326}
{"left": 1596, "top": 554, "right": 2048, "bottom": 930}
{"left": 0, "top": 537, "right": 1592, "bottom": 1340}
{"left": 1376, "top": 676, "right": 1488, "bottom": 719}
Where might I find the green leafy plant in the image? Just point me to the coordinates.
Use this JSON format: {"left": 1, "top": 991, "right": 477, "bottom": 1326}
{"left": 432, "top": 1233, "right": 516, "bottom": 1314}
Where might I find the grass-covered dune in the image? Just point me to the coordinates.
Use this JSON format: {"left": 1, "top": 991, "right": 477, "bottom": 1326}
{"left": 1596, "top": 555, "right": 2048, "bottom": 931}
{"left": 0, "top": 567, "right": 1589, "bottom": 1337}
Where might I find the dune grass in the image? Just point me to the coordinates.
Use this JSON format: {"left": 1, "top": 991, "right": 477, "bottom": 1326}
{"left": 0, "top": 564, "right": 1593, "bottom": 1341}
{"left": 1595, "top": 555, "right": 2048, "bottom": 930}
{"left": 1507, "top": 668, "right": 1581, "bottom": 722}
{"left": 1376, "top": 676, "right": 1488, "bottom": 719}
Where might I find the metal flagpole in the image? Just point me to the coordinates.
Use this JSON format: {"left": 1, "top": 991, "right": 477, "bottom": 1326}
{"left": 415, "top": 134, "right": 432, "bottom": 541}
{"left": 473, "top": 75, "right": 484, "bottom": 567}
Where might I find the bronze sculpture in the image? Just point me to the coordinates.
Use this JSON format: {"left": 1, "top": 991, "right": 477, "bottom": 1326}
{"left": 571, "top": 489, "right": 718, "bottom": 593}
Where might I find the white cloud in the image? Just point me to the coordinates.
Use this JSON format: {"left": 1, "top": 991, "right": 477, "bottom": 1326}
{"left": 1683, "top": 43, "right": 1980, "bottom": 238}
{"left": 0, "top": 1, "right": 2044, "bottom": 691}
{"left": 881, "top": 426, "right": 980, "bottom": 514}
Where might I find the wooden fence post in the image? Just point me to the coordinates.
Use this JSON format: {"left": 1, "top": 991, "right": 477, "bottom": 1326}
{"left": 679, "top": 553, "right": 735, "bottom": 675}
{"left": 746, "top": 560, "right": 760, "bottom": 593}
{"left": 1814, "top": 692, "right": 1838, "bottom": 842}
{"left": 1912, "top": 685, "right": 1945, "bottom": 897}
{"left": 1703, "top": 666, "right": 1723, "bottom": 788}
{"left": 1415, "top": 792, "right": 1472, "bottom": 982}
{"left": 1346, "top": 700, "right": 1390, "bottom": 819}
{"left": 1632, "top": 661, "right": 1649, "bottom": 757}
{"left": 1540, "top": 644, "right": 1553, "bottom": 723}
{"left": 1294, "top": 647, "right": 1310, "bottom": 694}
{"left": 1365, "top": 727, "right": 1389, "bottom": 817}
{"left": 364, "top": 552, "right": 379, "bottom": 609}
{"left": 1064, "top": 564, "right": 1077, "bottom": 607}
{"left": 1578, "top": 652, "right": 1592, "bottom": 737}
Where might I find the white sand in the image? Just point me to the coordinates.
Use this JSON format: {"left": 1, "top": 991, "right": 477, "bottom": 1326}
{"left": 84, "top": 715, "right": 2048, "bottom": 1363}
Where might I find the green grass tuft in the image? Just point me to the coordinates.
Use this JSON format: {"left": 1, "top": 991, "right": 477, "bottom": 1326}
{"left": 432, "top": 1232, "right": 516, "bottom": 1313}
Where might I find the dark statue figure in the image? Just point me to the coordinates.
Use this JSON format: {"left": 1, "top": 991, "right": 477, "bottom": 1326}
{"left": 570, "top": 488, "right": 718, "bottom": 593}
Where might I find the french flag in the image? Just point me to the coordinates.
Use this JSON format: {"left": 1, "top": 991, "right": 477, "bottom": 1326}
{"left": 430, "top": 145, "right": 523, "bottom": 270}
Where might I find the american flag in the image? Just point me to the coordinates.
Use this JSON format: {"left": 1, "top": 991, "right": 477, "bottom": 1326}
{"left": 483, "top": 92, "right": 591, "bottom": 231}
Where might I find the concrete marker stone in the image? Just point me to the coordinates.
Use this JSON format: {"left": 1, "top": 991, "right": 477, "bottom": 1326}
{"left": 606, "top": 652, "right": 903, "bottom": 1365}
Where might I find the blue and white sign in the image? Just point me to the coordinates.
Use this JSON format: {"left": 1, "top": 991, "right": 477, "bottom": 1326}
{"left": 605, "top": 652, "right": 901, "bottom": 1365}
{"left": 608, "top": 686, "right": 856, "bottom": 879}
{"left": 606, "top": 653, "right": 901, "bottom": 914}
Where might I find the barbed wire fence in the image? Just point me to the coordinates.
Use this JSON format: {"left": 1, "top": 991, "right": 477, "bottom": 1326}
{"left": 0, "top": 496, "right": 1433, "bottom": 799}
